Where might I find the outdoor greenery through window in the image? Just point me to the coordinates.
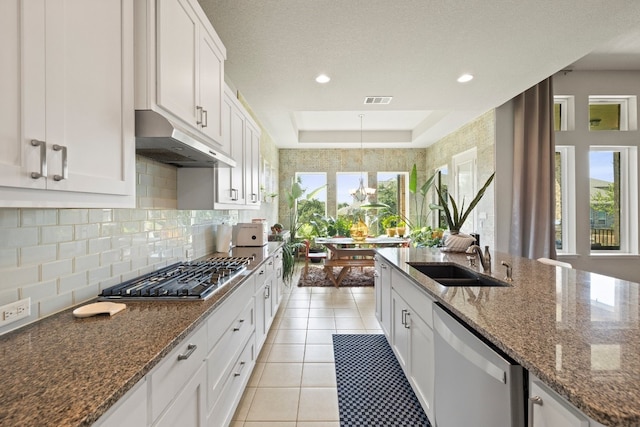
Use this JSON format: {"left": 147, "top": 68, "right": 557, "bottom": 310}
{"left": 589, "top": 150, "right": 621, "bottom": 250}
{"left": 295, "top": 172, "right": 327, "bottom": 237}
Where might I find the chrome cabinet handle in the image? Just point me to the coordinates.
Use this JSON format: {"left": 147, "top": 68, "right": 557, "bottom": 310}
{"left": 265, "top": 285, "right": 270, "bottom": 299}
{"left": 233, "top": 361, "right": 246, "bottom": 377}
{"left": 231, "top": 188, "right": 238, "bottom": 201}
{"left": 30, "top": 139, "right": 47, "bottom": 179}
{"left": 401, "top": 309, "right": 408, "bottom": 326}
{"left": 528, "top": 395, "right": 543, "bottom": 427}
{"left": 177, "top": 343, "right": 197, "bottom": 361}
{"left": 382, "top": 264, "right": 388, "bottom": 270}
{"left": 250, "top": 193, "right": 258, "bottom": 203}
{"left": 404, "top": 311, "right": 411, "bottom": 329}
{"left": 196, "top": 106, "right": 203, "bottom": 125}
{"left": 233, "top": 318, "right": 245, "bottom": 332}
{"left": 202, "top": 108, "right": 208, "bottom": 128}
{"left": 52, "top": 144, "right": 68, "bottom": 181}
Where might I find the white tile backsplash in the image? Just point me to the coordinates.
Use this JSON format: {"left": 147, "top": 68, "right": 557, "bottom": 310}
{"left": 0, "top": 156, "right": 230, "bottom": 335}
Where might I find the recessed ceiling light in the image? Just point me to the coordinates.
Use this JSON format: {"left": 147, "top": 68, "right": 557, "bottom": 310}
{"left": 457, "top": 74, "right": 474, "bottom": 83}
{"left": 315, "top": 74, "right": 331, "bottom": 84}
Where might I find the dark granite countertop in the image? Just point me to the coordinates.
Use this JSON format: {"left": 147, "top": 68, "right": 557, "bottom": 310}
{"left": 376, "top": 247, "right": 640, "bottom": 427}
{"left": 0, "top": 243, "right": 282, "bottom": 427}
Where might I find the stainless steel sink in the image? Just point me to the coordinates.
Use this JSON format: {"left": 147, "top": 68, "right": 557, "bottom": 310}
{"left": 408, "top": 263, "right": 510, "bottom": 287}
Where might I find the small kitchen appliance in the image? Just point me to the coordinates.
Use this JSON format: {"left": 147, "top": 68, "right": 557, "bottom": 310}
{"left": 98, "top": 256, "right": 253, "bottom": 301}
{"left": 233, "top": 222, "right": 268, "bottom": 247}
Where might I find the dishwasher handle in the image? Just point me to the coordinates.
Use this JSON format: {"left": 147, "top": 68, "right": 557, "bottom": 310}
{"left": 434, "top": 312, "right": 507, "bottom": 384}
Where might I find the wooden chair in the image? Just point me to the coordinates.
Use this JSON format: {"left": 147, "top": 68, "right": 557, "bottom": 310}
{"left": 303, "top": 239, "right": 327, "bottom": 278}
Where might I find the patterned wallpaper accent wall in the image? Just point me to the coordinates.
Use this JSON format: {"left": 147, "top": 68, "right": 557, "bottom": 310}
{"left": 425, "top": 110, "right": 497, "bottom": 248}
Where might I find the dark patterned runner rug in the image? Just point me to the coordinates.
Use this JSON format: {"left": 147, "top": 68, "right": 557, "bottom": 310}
{"left": 332, "top": 334, "right": 431, "bottom": 426}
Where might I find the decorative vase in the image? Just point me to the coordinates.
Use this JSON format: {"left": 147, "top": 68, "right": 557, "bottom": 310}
{"left": 386, "top": 228, "right": 397, "bottom": 237}
{"left": 350, "top": 219, "right": 368, "bottom": 242}
{"left": 395, "top": 227, "right": 406, "bottom": 237}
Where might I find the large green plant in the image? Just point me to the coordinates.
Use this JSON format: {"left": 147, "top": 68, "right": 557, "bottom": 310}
{"left": 432, "top": 172, "right": 495, "bottom": 234}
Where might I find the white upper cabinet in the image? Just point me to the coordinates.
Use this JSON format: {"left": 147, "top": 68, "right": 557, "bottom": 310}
{"left": 0, "top": 0, "right": 135, "bottom": 207}
{"left": 137, "top": 0, "right": 226, "bottom": 153}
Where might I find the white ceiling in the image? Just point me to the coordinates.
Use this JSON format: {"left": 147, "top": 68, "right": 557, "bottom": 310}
{"left": 199, "top": 0, "right": 640, "bottom": 149}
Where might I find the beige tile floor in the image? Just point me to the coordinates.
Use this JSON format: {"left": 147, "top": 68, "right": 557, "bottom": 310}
{"left": 230, "top": 266, "right": 382, "bottom": 426}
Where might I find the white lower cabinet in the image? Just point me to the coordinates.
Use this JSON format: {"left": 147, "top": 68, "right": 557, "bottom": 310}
{"left": 529, "top": 375, "right": 606, "bottom": 427}
{"left": 254, "top": 257, "right": 277, "bottom": 351}
{"left": 94, "top": 378, "right": 148, "bottom": 427}
{"left": 374, "top": 256, "right": 392, "bottom": 336}
{"left": 389, "top": 269, "right": 435, "bottom": 423}
{"left": 150, "top": 326, "right": 208, "bottom": 424}
{"left": 154, "top": 364, "right": 206, "bottom": 427}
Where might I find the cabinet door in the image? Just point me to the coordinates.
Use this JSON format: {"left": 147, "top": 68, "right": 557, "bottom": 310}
{"left": 530, "top": 379, "right": 589, "bottom": 427}
{"left": 45, "top": 0, "right": 133, "bottom": 196}
{"left": 154, "top": 364, "right": 206, "bottom": 427}
{"left": 0, "top": 0, "right": 45, "bottom": 190}
{"left": 94, "top": 378, "right": 148, "bottom": 427}
{"left": 197, "top": 31, "right": 224, "bottom": 146}
{"left": 391, "top": 290, "right": 409, "bottom": 369}
{"left": 408, "top": 312, "right": 435, "bottom": 423}
{"left": 156, "top": 0, "right": 198, "bottom": 127}
{"left": 216, "top": 97, "right": 245, "bottom": 206}
{"left": 245, "top": 121, "right": 261, "bottom": 206}
{"left": 1, "top": 0, "right": 134, "bottom": 200}
{"left": 375, "top": 258, "right": 392, "bottom": 335}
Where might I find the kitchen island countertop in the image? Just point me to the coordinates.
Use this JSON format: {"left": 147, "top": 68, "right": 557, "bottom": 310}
{"left": 376, "top": 246, "right": 640, "bottom": 427}
{"left": 0, "top": 243, "right": 282, "bottom": 427}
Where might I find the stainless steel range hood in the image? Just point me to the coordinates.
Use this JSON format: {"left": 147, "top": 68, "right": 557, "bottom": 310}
{"left": 135, "top": 110, "right": 235, "bottom": 168}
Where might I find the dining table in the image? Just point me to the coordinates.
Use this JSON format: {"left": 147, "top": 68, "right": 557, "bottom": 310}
{"left": 314, "top": 236, "right": 411, "bottom": 286}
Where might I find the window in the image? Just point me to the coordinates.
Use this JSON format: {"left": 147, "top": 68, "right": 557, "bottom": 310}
{"left": 295, "top": 172, "right": 327, "bottom": 225}
{"left": 555, "top": 146, "right": 576, "bottom": 254}
{"left": 589, "top": 147, "right": 638, "bottom": 254}
{"left": 588, "top": 96, "right": 637, "bottom": 131}
{"left": 451, "top": 148, "right": 477, "bottom": 233}
{"left": 554, "top": 96, "right": 575, "bottom": 131}
{"left": 376, "top": 172, "right": 409, "bottom": 219}
{"left": 336, "top": 172, "right": 366, "bottom": 213}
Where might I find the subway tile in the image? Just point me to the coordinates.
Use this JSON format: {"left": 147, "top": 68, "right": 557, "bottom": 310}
{"left": 41, "top": 259, "right": 73, "bottom": 282}
{"left": 41, "top": 225, "right": 73, "bottom": 244}
{"left": 39, "top": 292, "right": 74, "bottom": 318}
{"left": 111, "top": 260, "right": 132, "bottom": 277}
{"left": 89, "top": 209, "right": 113, "bottom": 223}
{"left": 0, "top": 228, "right": 39, "bottom": 248}
{"left": 73, "top": 283, "right": 100, "bottom": 304}
{"left": 20, "top": 245, "right": 57, "bottom": 266}
{"left": 88, "top": 265, "right": 111, "bottom": 284}
{"left": 0, "top": 288, "right": 20, "bottom": 306}
{"left": 19, "top": 209, "right": 55, "bottom": 227}
{"left": 21, "top": 279, "right": 57, "bottom": 302}
{"left": 100, "top": 222, "right": 119, "bottom": 237}
{"left": 0, "top": 265, "right": 39, "bottom": 290}
{"left": 88, "top": 237, "right": 111, "bottom": 254}
{"left": 100, "top": 249, "right": 121, "bottom": 266}
{"left": 59, "top": 209, "right": 88, "bottom": 225}
{"left": 58, "top": 241, "right": 87, "bottom": 259}
{"left": 0, "top": 209, "right": 20, "bottom": 227}
{"left": 74, "top": 223, "right": 100, "bottom": 240}
{"left": 74, "top": 254, "right": 100, "bottom": 272}
{"left": 58, "top": 271, "right": 88, "bottom": 294}
{"left": 0, "top": 248, "right": 18, "bottom": 269}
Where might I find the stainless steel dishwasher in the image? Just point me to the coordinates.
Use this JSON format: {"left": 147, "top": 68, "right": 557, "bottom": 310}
{"left": 433, "top": 304, "right": 525, "bottom": 427}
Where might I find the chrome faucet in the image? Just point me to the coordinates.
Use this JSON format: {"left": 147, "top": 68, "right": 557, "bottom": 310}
{"left": 466, "top": 245, "right": 491, "bottom": 273}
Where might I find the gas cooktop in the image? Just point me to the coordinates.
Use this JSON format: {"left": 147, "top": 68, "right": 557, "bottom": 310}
{"left": 98, "top": 256, "right": 254, "bottom": 301}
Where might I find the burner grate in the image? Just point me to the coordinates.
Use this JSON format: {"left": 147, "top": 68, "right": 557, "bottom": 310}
{"left": 99, "top": 256, "right": 254, "bottom": 300}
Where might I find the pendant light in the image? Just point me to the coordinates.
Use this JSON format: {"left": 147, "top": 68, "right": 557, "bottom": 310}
{"left": 351, "top": 114, "right": 376, "bottom": 203}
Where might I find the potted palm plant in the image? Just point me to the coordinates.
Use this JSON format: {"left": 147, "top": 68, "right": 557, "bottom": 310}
{"left": 431, "top": 172, "right": 495, "bottom": 251}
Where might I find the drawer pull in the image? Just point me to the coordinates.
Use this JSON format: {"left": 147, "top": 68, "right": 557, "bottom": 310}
{"left": 233, "top": 361, "right": 246, "bottom": 377}
{"left": 52, "top": 144, "right": 68, "bottom": 181}
{"left": 233, "top": 319, "right": 245, "bottom": 332}
{"left": 264, "top": 285, "right": 270, "bottom": 299}
{"left": 177, "top": 344, "right": 197, "bottom": 361}
{"left": 30, "top": 139, "right": 47, "bottom": 179}
{"left": 527, "top": 395, "right": 543, "bottom": 427}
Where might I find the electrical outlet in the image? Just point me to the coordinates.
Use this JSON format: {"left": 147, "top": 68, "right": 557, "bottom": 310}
{"left": 185, "top": 248, "right": 194, "bottom": 260}
{"left": 0, "top": 297, "right": 31, "bottom": 328}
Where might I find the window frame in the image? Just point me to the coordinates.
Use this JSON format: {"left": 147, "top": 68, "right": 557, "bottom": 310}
{"left": 588, "top": 96, "right": 638, "bottom": 132}
{"left": 588, "top": 146, "right": 638, "bottom": 255}
{"left": 555, "top": 146, "right": 576, "bottom": 254}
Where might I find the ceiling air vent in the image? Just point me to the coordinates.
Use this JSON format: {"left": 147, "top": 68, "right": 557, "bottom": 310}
{"left": 364, "top": 96, "right": 392, "bottom": 105}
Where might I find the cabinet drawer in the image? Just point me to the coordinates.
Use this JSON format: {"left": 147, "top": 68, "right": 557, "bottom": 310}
{"left": 149, "top": 325, "right": 207, "bottom": 423}
{"left": 207, "top": 333, "right": 256, "bottom": 427}
{"left": 206, "top": 298, "right": 254, "bottom": 412}
{"left": 391, "top": 268, "right": 433, "bottom": 327}
{"left": 208, "top": 277, "right": 254, "bottom": 350}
